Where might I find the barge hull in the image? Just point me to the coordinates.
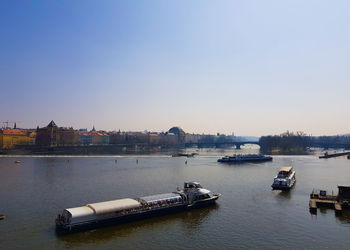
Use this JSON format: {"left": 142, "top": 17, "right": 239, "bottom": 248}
{"left": 56, "top": 204, "right": 187, "bottom": 233}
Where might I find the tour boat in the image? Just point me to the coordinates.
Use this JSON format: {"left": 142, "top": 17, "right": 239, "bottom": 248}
{"left": 56, "top": 182, "right": 221, "bottom": 232}
{"left": 271, "top": 166, "right": 296, "bottom": 190}
{"left": 217, "top": 154, "right": 272, "bottom": 163}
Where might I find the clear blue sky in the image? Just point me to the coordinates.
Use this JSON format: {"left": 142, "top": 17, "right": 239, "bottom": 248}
{"left": 1, "top": 0, "right": 349, "bottom": 136}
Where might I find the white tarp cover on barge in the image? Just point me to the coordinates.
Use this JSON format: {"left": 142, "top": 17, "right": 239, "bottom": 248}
{"left": 140, "top": 193, "right": 182, "bottom": 204}
{"left": 63, "top": 198, "right": 141, "bottom": 224}
{"left": 64, "top": 206, "right": 95, "bottom": 224}
{"left": 87, "top": 198, "right": 141, "bottom": 215}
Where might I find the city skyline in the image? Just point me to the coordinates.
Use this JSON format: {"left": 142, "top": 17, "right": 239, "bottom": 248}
{"left": 2, "top": 119, "right": 350, "bottom": 138}
{"left": 2, "top": 1, "right": 350, "bottom": 136}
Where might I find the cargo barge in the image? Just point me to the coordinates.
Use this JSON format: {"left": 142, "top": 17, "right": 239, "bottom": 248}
{"left": 56, "top": 182, "right": 220, "bottom": 232}
{"left": 319, "top": 152, "right": 350, "bottom": 159}
{"left": 217, "top": 154, "right": 272, "bottom": 163}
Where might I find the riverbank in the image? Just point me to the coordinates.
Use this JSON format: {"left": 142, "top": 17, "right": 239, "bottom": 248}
{"left": 1, "top": 145, "right": 344, "bottom": 157}
{"left": 0, "top": 145, "right": 184, "bottom": 156}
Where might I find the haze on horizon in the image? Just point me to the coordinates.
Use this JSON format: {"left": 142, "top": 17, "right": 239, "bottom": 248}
{"left": 1, "top": 0, "right": 349, "bottom": 137}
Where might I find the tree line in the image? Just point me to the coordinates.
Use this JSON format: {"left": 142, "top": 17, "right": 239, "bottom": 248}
{"left": 259, "top": 131, "right": 350, "bottom": 154}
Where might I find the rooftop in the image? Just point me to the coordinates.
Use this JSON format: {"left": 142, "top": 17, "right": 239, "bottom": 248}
{"left": 47, "top": 120, "right": 57, "bottom": 128}
{"left": 0, "top": 129, "right": 27, "bottom": 136}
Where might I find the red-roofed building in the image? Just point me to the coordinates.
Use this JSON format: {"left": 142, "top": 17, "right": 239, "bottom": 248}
{"left": 0, "top": 129, "right": 30, "bottom": 148}
{"left": 91, "top": 131, "right": 109, "bottom": 145}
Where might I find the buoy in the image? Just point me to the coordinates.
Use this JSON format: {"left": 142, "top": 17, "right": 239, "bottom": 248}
{"left": 136, "top": 159, "right": 138, "bottom": 164}
{"left": 15, "top": 161, "right": 21, "bottom": 164}
{"left": 115, "top": 160, "right": 117, "bottom": 164}
{"left": 185, "top": 160, "right": 187, "bottom": 164}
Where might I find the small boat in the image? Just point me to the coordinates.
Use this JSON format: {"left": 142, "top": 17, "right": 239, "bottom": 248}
{"left": 271, "top": 166, "right": 296, "bottom": 190}
{"left": 56, "top": 182, "right": 221, "bottom": 232}
{"left": 172, "top": 153, "right": 198, "bottom": 157}
{"left": 15, "top": 161, "right": 21, "bottom": 164}
{"left": 217, "top": 154, "right": 272, "bottom": 163}
{"left": 0, "top": 214, "right": 5, "bottom": 220}
{"left": 347, "top": 154, "right": 350, "bottom": 159}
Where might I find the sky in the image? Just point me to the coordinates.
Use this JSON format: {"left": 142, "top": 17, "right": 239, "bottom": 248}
{"left": 1, "top": 0, "right": 350, "bottom": 136}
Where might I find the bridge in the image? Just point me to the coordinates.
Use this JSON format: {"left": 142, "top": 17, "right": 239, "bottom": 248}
{"left": 185, "top": 141, "right": 261, "bottom": 149}
{"left": 232, "top": 141, "right": 261, "bottom": 149}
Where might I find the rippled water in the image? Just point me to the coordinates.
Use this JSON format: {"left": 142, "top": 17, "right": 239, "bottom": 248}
{"left": 1, "top": 148, "right": 350, "bottom": 249}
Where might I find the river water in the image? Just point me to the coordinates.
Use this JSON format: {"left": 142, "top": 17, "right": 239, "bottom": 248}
{"left": 1, "top": 148, "right": 350, "bottom": 249}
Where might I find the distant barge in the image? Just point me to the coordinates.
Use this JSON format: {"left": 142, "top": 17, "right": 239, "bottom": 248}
{"left": 319, "top": 152, "right": 350, "bottom": 159}
{"left": 172, "top": 153, "right": 198, "bottom": 157}
{"left": 56, "top": 182, "right": 220, "bottom": 232}
{"left": 218, "top": 154, "right": 272, "bottom": 163}
{"left": 309, "top": 186, "right": 350, "bottom": 215}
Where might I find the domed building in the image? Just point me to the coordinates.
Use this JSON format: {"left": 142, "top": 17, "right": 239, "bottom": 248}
{"left": 168, "top": 126, "right": 185, "bottom": 135}
{"left": 168, "top": 126, "right": 185, "bottom": 144}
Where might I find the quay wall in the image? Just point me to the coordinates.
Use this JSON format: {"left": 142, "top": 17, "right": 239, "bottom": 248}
{"left": 0, "top": 144, "right": 186, "bottom": 155}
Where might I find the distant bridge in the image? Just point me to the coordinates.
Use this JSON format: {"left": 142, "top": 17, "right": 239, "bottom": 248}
{"left": 185, "top": 141, "right": 261, "bottom": 149}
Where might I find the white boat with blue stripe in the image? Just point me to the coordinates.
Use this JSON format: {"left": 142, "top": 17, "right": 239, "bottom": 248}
{"left": 271, "top": 167, "right": 296, "bottom": 191}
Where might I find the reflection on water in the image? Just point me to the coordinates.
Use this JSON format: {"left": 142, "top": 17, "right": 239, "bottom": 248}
{"left": 275, "top": 189, "right": 293, "bottom": 200}
{"left": 58, "top": 204, "right": 219, "bottom": 248}
{"left": 336, "top": 210, "right": 350, "bottom": 225}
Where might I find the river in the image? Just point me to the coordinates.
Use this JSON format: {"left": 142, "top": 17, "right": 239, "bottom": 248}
{"left": 1, "top": 147, "right": 350, "bottom": 249}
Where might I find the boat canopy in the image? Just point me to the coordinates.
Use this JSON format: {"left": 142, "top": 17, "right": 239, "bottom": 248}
{"left": 279, "top": 166, "right": 292, "bottom": 173}
{"left": 87, "top": 198, "right": 141, "bottom": 215}
{"left": 140, "top": 193, "right": 182, "bottom": 204}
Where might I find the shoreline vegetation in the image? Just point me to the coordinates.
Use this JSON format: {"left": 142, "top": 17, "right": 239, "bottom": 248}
{"left": 259, "top": 131, "right": 350, "bottom": 155}
{"left": 259, "top": 131, "right": 310, "bottom": 155}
